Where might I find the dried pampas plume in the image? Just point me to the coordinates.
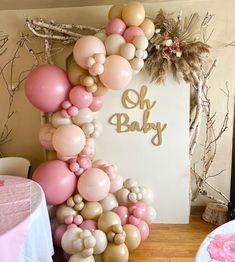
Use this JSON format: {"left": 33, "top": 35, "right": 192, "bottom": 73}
{"left": 146, "top": 10, "right": 210, "bottom": 85}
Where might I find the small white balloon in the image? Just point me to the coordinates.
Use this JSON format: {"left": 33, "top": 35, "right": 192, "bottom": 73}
{"left": 99, "top": 193, "right": 118, "bottom": 212}
{"left": 120, "top": 43, "right": 136, "bottom": 60}
{"left": 93, "top": 120, "right": 103, "bottom": 132}
{"left": 129, "top": 58, "right": 144, "bottom": 71}
{"left": 51, "top": 112, "right": 72, "bottom": 128}
{"left": 135, "top": 49, "right": 144, "bottom": 59}
{"left": 94, "top": 30, "right": 107, "bottom": 43}
{"left": 82, "top": 123, "right": 95, "bottom": 136}
{"left": 145, "top": 206, "right": 157, "bottom": 224}
{"left": 104, "top": 34, "right": 126, "bottom": 55}
{"left": 72, "top": 108, "right": 94, "bottom": 126}
{"left": 116, "top": 188, "right": 129, "bottom": 203}
{"left": 142, "top": 50, "right": 148, "bottom": 60}
{"left": 124, "top": 178, "right": 138, "bottom": 189}
{"left": 61, "top": 227, "right": 83, "bottom": 255}
{"left": 68, "top": 253, "right": 95, "bottom": 262}
{"left": 141, "top": 187, "right": 154, "bottom": 205}
{"left": 133, "top": 35, "right": 149, "bottom": 50}
{"left": 92, "top": 230, "right": 108, "bottom": 255}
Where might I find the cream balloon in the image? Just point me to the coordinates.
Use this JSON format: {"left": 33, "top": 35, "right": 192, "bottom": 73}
{"left": 123, "top": 224, "right": 141, "bottom": 250}
{"left": 104, "top": 34, "right": 125, "bottom": 55}
{"left": 51, "top": 112, "right": 72, "bottom": 128}
{"left": 92, "top": 230, "right": 108, "bottom": 255}
{"left": 81, "top": 202, "right": 103, "bottom": 220}
{"left": 139, "top": 18, "right": 155, "bottom": 40}
{"left": 108, "top": 4, "right": 123, "bottom": 20}
{"left": 97, "top": 211, "right": 121, "bottom": 233}
{"left": 82, "top": 123, "right": 95, "bottom": 136}
{"left": 116, "top": 188, "right": 129, "bottom": 204}
{"left": 56, "top": 204, "right": 77, "bottom": 224}
{"left": 61, "top": 227, "right": 82, "bottom": 255}
{"left": 103, "top": 243, "right": 129, "bottom": 262}
{"left": 67, "top": 63, "right": 87, "bottom": 85}
{"left": 122, "top": 1, "right": 145, "bottom": 27}
{"left": 120, "top": 43, "right": 136, "bottom": 60}
{"left": 133, "top": 35, "right": 148, "bottom": 50}
{"left": 145, "top": 206, "right": 157, "bottom": 224}
{"left": 129, "top": 57, "right": 144, "bottom": 71}
{"left": 68, "top": 253, "right": 95, "bottom": 262}
{"left": 141, "top": 187, "right": 154, "bottom": 205}
{"left": 72, "top": 108, "right": 94, "bottom": 126}
{"left": 99, "top": 193, "right": 118, "bottom": 212}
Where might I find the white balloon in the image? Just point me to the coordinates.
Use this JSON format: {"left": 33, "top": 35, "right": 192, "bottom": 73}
{"left": 61, "top": 227, "right": 82, "bottom": 255}
{"left": 145, "top": 206, "right": 157, "bottom": 224}
{"left": 104, "top": 34, "right": 125, "bottom": 55}
{"left": 129, "top": 58, "right": 144, "bottom": 71}
{"left": 92, "top": 230, "right": 107, "bottom": 255}
{"left": 69, "top": 253, "right": 95, "bottom": 262}
{"left": 116, "top": 188, "right": 129, "bottom": 203}
{"left": 51, "top": 112, "right": 72, "bottom": 128}
{"left": 82, "top": 123, "right": 95, "bottom": 135}
{"left": 141, "top": 187, "right": 154, "bottom": 205}
{"left": 124, "top": 178, "right": 138, "bottom": 189}
{"left": 120, "top": 43, "right": 136, "bottom": 60}
{"left": 93, "top": 120, "right": 103, "bottom": 132}
{"left": 72, "top": 108, "right": 94, "bottom": 126}
{"left": 133, "top": 35, "right": 149, "bottom": 50}
{"left": 99, "top": 193, "right": 118, "bottom": 212}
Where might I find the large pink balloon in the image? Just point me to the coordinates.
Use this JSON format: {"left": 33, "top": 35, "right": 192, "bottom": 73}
{"left": 69, "top": 86, "right": 93, "bottom": 109}
{"left": 77, "top": 168, "right": 110, "bottom": 201}
{"left": 99, "top": 55, "right": 132, "bottom": 90}
{"left": 52, "top": 124, "right": 86, "bottom": 156}
{"left": 73, "top": 36, "right": 106, "bottom": 69}
{"left": 32, "top": 160, "right": 77, "bottom": 205}
{"left": 25, "top": 64, "right": 71, "bottom": 112}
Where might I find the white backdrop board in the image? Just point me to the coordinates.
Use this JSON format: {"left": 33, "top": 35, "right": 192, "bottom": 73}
{"left": 95, "top": 70, "right": 190, "bottom": 224}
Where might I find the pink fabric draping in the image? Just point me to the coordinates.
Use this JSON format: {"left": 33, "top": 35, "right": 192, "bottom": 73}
{"left": 0, "top": 175, "right": 31, "bottom": 262}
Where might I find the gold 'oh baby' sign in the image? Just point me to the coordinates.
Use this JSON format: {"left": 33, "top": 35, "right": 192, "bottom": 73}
{"left": 108, "top": 86, "right": 167, "bottom": 146}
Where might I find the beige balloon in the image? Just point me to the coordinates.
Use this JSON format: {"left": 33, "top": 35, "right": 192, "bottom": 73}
{"left": 122, "top": 1, "right": 145, "bottom": 27}
{"left": 67, "top": 63, "right": 87, "bottom": 85}
{"left": 93, "top": 82, "right": 108, "bottom": 97}
{"left": 140, "top": 18, "right": 155, "bottom": 40}
{"left": 120, "top": 43, "right": 136, "bottom": 60}
{"left": 123, "top": 224, "right": 141, "bottom": 250}
{"left": 97, "top": 211, "right": 121, "bottom": 233}
{"left": 108, "top": 4, "right": 123, "bottom": 20}
{"left": 103, "top": 243, "right": 129, "bottom": 262}
{"left": 104, "top": 34, "right": 125, "bottom": 55}
{"left": 81, "top": 202, "right": 103, "bottom": 220}
{"left": 56, "top": 204, "right": 77, "bottom": 224}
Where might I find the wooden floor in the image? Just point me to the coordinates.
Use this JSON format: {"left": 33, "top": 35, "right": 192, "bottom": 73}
{"left": 53, "top": 215, "right": 216, "bottom": 262}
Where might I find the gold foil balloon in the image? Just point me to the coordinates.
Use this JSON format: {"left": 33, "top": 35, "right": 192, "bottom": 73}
{"left": 123, "top": 224, "right": 141, "bottom": 250}
{"left": 108, "top": 4, "right": 123, "bottom": 20}
{"left": 56, "top": 204, "right": 77, "bottom": 224}
{"left": 139, "top": 18, "right": 155, "bottom": 40}
{"left": 67, "top": 63, "right": 87, "bottom": 85}
{"left": 97, "top": 211, "right": 121, "bottom": 233}
{"left": 122, "top": 2, "right": 145, "bottom": 27}
{"left": 81, "top": 202, "right": 103, "bottom": 220}
{"left": 103, "top": 243, "right": 129, "bottom": 262}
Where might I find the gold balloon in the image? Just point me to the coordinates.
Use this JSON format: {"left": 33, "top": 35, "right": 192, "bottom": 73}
{"left": 140, "top": 18, "right": 155, "bottom": 40}
{"left": 97, "top": 211, "right": 121, "bottom": 233}
{"left": 103, "top": 243, "right": 129, "bottom": 262}
{"left": 47, "top": 150, "right": 57, "bottom": 160}
{"left": 122, "top": 1, "right": 145, "bottom": 27}
{"left": 108, "top": 4, "right": 123, "bottom": 20}
{"left": 123, "top": 224, "right": 141, "bottom": 250}
{"left": 93, "top": 82, "right": 108, "bottom": 96}
{"left": 80, "top": 202, "right": 103, "bottom": 220}
{"left": 56, "top": 204, "right": 77, "bottom": 224}
{"left": 67, "top": 63, "right": 87, "bottom": 85}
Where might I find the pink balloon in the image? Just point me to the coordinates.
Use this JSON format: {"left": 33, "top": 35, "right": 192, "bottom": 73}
{"left": 73, "top": 36, "right": 106, "bottom": 69}
{"left": 89, "top": 96, "right": 103, "bottom": 112}
{"left": 110, "top": 174, "right": 123, "bottom": 193}
{"left": 54, "top": 224, "right": 67, "bottom": 247}
{"left": 77, "top": 168, "right": 110, "bottom": 201}
{"left": 38, "top": 123, "right": 55, "bottom": 150}
{"left": 136, "top": 220, "right": 149, "bottom": 241}
{"left": 63, "top": 252, "right": 71, "bottom": 262}
{"left": 123, "top": 27, "right": 145, "bottom": 43}
{"left": 113, "top": 206, "right": 129, "bottom": 225}
{"left": 129, "top": 201, "right": 147, "bottom": 220}
{"left": 106, "top": 18, "right": 126, "bottom": 35}
{"left": 25, "top": 64, "right": 71, "bottom": 112}
{"left": 69, "top": 86, "right": 93, "bottom": 109}
{"left": 32, "top": 160, "right": 77, "bottom": 205}
{"left": 52, "top": 124, "right": 86, "bottom": 156}
{"left": 99, "top": 55, "right": 132, "bottom": 90}
{"left": 79, "top": 220, "right": 97, "bottom": 231}
{"left": 77, "top": 156, "right": 92, "bottom": 170}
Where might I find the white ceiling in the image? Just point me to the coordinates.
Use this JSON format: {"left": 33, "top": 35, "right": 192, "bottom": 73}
{"left": 0, "top": 0, "right": 208, "bottom": 10}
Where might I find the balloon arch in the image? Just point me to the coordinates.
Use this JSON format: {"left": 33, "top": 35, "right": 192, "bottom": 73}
{"left": 25, "top": 2, "right": 156, "bottom": 262}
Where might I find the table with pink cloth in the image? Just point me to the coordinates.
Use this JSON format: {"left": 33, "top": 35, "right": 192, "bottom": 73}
{"left": 195, "top": 219, "right": 235, "bottom": 262}
{"left": 0, "top": 175, "right": 54, "bottom": 262}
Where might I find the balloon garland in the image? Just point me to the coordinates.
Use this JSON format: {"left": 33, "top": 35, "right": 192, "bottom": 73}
{"left": 25, "top": 2, "right": 157, "bottom": 262}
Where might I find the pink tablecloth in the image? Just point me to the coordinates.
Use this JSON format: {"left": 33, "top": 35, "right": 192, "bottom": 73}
{"left": 0, "top": 175, "right": 31, "bottom": 261}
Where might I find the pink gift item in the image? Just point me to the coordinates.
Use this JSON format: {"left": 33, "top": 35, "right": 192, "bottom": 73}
{"left": 207, "top": 233, "right": 235, "bottom": 262}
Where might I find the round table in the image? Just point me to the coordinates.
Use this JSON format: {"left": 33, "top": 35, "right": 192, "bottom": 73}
{"left": 0, "top": 175, "right": 54, "bottom": 262}
{"left": 195, "top": 219, "right": 235, "bottom": 261}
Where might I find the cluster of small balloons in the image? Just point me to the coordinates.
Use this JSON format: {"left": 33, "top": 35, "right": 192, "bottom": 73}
{"left": 23, "top": 2, "right": 157, "bottom": 262}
